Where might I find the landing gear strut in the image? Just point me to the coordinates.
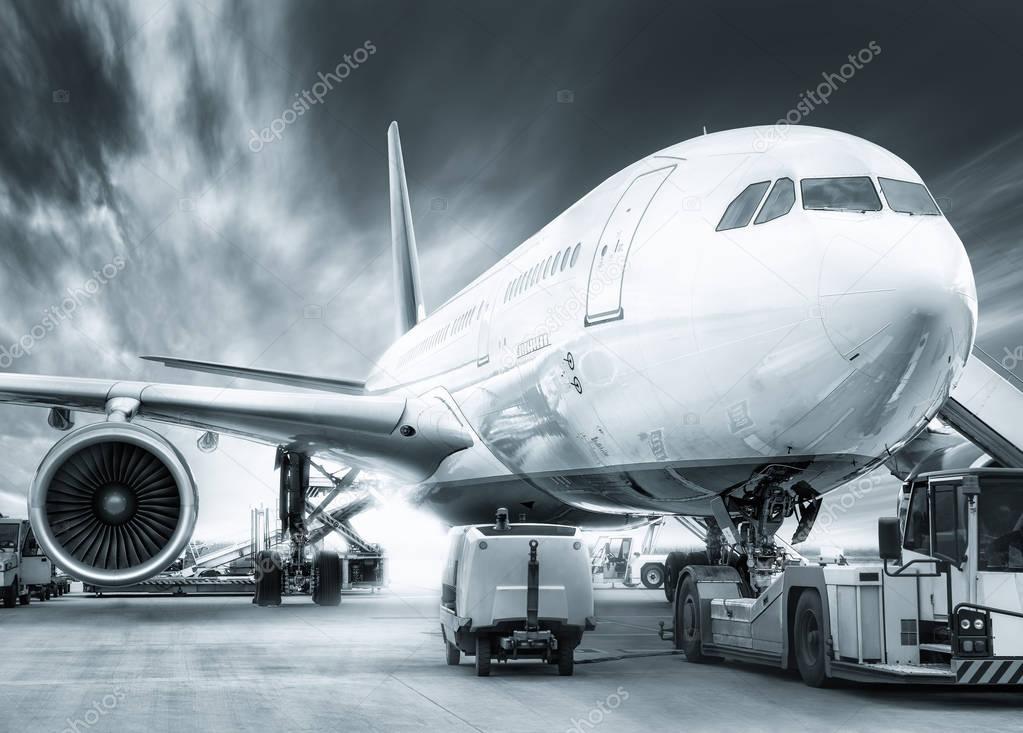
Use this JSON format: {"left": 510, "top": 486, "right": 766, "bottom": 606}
{"left": 707, "top": 476, "right": 819, "bottom": 595}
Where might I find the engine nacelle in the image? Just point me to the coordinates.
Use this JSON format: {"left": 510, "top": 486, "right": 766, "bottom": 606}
{"left": 28, "top": 422, "right": 198, "bottom": 587}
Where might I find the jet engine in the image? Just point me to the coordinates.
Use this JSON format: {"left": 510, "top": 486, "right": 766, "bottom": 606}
{"left": 28, "top": 421, "right": 198, "bottom": 587}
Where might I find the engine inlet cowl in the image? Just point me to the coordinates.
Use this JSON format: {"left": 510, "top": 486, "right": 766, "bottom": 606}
{"left": 28, "top": 422, "right": 198, "bottom": 587}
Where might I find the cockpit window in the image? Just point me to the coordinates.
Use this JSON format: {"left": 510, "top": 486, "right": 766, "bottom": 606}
{"left": 716, "top": 181, "right": 770, "bottom": 231}
{"left": 878, "top": 177, "right": 941, "bottom": 215}
{"left": 801, "top": 176, "right": 881, "bottom": 212}
{"left": 754, "top": 178, "right": 795, "bottom": 224}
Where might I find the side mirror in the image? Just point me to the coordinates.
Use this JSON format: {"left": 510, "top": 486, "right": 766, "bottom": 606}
{"left": 878, "top": 517, "right": 902, "bottom": 561}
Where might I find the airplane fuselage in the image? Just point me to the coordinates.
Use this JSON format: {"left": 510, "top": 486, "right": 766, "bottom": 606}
{"left": 366, "top": 126, "right": 977, "bottom": 526}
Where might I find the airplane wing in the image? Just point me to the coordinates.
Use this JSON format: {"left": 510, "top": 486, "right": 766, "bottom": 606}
{"left": 138, "top": 355, "right": 366, "bottom": 395}
{"left": 0, "top": 372, "right": 472, "bottom": 481}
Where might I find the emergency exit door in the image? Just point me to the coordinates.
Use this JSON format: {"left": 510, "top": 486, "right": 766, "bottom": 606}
{"left": 585, "top": 165, "right": 675, "bottom": 326}
{"left": 476, "top": 299, "right": 491, "bottom": 367}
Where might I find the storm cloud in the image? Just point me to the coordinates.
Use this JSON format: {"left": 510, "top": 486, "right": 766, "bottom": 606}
{"left": 0, "top": 0, "right": 1021, "bottom": 543}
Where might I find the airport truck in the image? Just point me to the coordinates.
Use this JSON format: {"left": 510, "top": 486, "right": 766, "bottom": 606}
{"left": 663, "top": 468, "right": 1023, "bottom": 686}
{"left": 0, "top": 517, "right": 57, "bottom": 606}
{"left": 440, "top": 510, "right": 596, "bottom": 676}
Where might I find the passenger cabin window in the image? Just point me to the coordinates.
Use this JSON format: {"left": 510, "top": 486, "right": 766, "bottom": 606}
{"left": 801, "top": 176, "right": 881, "bottom": 212}
{"left": 754, "top": 178, "right": 795, "bottom": 224}
{"left": 552, "top": 250, "right": 562, "bottom": 272}
{"left": 560, "top": 247, "right": 570, "bottom": 271}
{"left": 878, "top": 177, "right": 941, "bottom": 215}
{"left": 716, "top": 181, "right": 770, "bottom": 231}
{"left": 570, "top": 243, "right": 581, "bottom": 267}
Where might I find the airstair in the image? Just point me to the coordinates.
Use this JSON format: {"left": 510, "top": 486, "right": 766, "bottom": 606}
{"left": 939, "top": 345, "right": 1023, "bottom": 467}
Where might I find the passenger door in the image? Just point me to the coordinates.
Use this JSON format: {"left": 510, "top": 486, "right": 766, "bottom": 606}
{"left": 585, "top": 165, "right": 675, "bottom": 326}
{"left": 20, "top": 524, "right": 52, "bottom": 586}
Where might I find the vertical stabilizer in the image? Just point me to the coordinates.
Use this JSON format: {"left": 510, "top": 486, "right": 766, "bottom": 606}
{"left": 388, "top": 121, "right": 425, "bottom": 337}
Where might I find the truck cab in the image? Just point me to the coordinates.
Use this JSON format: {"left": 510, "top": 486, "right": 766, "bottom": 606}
{"left": 892, "top": 468, "right": 1023, "bottom": 661}
{"left": 589, "top": 534, "right": 633, "bottom": 583}
{"left": 0, "top": 517, "right": 55, "bottom": 607}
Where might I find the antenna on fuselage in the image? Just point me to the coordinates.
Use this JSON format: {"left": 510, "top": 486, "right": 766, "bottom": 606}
{"left": 702, "top": 125, "right": 708, "bottom": 135}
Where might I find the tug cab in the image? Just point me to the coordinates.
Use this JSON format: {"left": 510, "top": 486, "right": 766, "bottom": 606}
{"left": 886, "top": 468, "right": 1023, "bottom": 668}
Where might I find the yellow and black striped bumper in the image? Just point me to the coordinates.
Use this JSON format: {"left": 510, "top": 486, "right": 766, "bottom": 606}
{"left": 954, "top": 658, "right": 1023, "bottom": 685}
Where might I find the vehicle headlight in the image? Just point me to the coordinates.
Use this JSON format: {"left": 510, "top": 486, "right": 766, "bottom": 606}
{"left": 960, "top": 618, "right": 971, "bottom": 630}
{"left": 973, "top": 618, "right": 985, "bottom": 631}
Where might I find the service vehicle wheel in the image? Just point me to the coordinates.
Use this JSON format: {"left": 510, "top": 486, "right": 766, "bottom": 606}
{"left": 663, "top": 552, "right": 683, "bottom": 602}
{"left": 313, "top": 551, "right": 342, "bottom": 606}
{"left": 2, "top": 582, "right": 15, "bottom": 608}
{"left": 557, "top": 645, "right": 574, "bottom": 676}
{"left": 445, "top": 642, "right": 460, "bottom": 666}
{"left": 474, "top": 636, "right": 491, "bottom": 677}
{"left": 675, "top": 575, "right": 712, "bottom": 662}
{"left": 19, "top": 590, "right": 30, "bottom": 606}
{"left": 794, "top": 590, "right": 831, "bottom": 687}
{"left": 640, "top": 563, "right": 664, "bottom": 589}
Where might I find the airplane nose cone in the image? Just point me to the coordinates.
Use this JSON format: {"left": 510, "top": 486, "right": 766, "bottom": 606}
{"left": 819, "top": 222, "right": 977, "bottom": 383}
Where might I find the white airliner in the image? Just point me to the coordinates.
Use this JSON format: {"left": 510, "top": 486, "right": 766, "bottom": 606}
{"left": 0, "top": 123, "right": 976, "bottom": 589}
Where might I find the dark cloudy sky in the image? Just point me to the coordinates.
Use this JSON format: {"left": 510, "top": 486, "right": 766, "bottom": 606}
{"left": 1, "top": 0, "right": 1021, "bottom": 549}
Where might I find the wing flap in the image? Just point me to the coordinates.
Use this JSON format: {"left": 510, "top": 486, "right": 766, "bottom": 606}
{"left": 140, "top": 355, "right": 365, "bottom": 395}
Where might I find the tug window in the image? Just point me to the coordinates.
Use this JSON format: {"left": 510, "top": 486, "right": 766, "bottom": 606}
{"left": 878, "top": 177, "right": 941, "bottom": 216}
{"left": 754, "top": 178, "right": 795, "bottom": 224}
{"left": 978, "top": 479, "right": 1023, "bottom": 571}
{"left": 801, "top": 176, "right": 881, "bottom": 212}
{"left": 717, "top": 181, "right": 770, "bottom": 231}
{"left": 903, "top": 485, "right": 929, "bottom": 552}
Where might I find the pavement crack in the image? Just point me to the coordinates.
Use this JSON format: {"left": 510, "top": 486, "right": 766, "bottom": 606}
{"left": 386, "top": 674, "right": 486, "bottom": 732}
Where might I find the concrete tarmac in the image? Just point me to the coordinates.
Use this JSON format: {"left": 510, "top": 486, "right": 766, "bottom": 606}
{"left": 1, "top": 585, "right": 1021, "bottom": 732}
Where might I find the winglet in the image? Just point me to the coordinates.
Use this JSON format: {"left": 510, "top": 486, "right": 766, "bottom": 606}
{"left": 387, "top": 121, "right": 425, "bottom": 338}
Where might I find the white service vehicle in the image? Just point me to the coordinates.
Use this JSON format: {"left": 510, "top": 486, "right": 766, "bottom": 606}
{"left": 591, "top": 535, "right": 668, "bottom": 589}
{"left": 440, "top": 510, "right": 596, "bottom": 676}
{"left": 0, "top": 517, "right": 56, "bottom": 607}
{"left": 593, "top": 517, "right": 709, "bottom": 590}
{"left": 664, "top": 468, "right": 1023, "bottom": 687}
